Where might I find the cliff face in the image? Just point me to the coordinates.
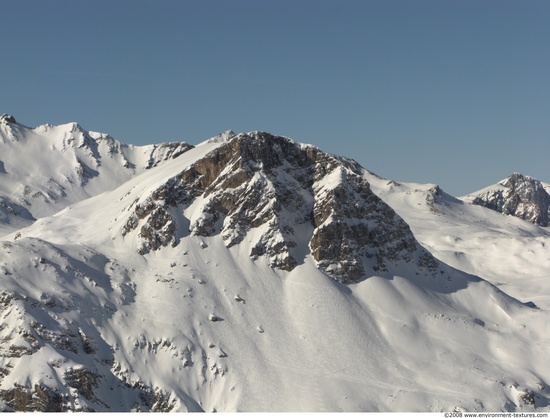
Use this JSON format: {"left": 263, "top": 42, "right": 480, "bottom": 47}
{"left": 470, "top": 173, "right": 550, "bottom": 227}
{"left": 123, "top": 132, "right": 438, "bottom": 283}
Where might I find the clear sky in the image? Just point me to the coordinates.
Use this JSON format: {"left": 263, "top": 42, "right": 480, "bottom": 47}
{"left": 1, "top": 0, "right": 549, "bottom": 196}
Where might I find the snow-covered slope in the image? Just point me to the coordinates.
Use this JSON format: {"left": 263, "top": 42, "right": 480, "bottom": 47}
{"left": 364, "top": 172, "right": 550, "bottom": 310}
{"left": 0, "top": 114, "right": 193, "bottom": 235}
{"left": 0, "top": 124, "right": 549, "bottom": 412}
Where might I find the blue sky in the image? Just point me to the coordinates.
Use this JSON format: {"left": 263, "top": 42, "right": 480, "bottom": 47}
{"left": 1, "top": 0, "right": 549, "bottom": 196}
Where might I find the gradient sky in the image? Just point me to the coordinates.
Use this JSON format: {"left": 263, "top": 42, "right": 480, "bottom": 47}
{"left": 1, "top": 0, "right": 549, "bottom": 196}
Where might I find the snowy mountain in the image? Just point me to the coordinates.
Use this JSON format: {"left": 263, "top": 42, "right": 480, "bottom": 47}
{"left": 0, "top": 114, "right": 192, "bottom": 235}
{"left": 364, "top": 173, "right": 550, "bottom": 310}
{"left": 463, "top": 173, "right": 550, "bottom": 227}
{"left": 121, "top": 131, "right": 440, "bottom": 282}
{"left": 0, "top": 117, "right": 549, "bottom": 412}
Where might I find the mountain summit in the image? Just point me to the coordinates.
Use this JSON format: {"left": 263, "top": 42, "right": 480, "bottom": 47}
{"left": 0, "top": 118, "right": 548, "bottom": 412}
{"left": 121, "top": 131, "right": 439, "bottom": 283}
{"left": 0, "top": 114, "right": 16, "bottom": 124}
{"left": 464, "top": 173, "right": 550, "bottom": 226}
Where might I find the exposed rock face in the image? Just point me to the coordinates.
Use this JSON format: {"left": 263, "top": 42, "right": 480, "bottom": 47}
{"left": 0, "top": 242, "right": 193, "bottom": 412}
{"left": 310, "top": 168, "right": 419, "bottom": 282}
{"left": 471, "top": 173, "right": 550, "bottom": 227}
{"left": 0, "top": 384, "right": 69, "bottom": 412}
{"left": 144, "top": 142, "right": 194, "bottom": 169}
{"left": 124, "top": 132, "right": 436, "bottom": 283}
{"left": 0, "top": 114, "right": 16, "bottom": 124}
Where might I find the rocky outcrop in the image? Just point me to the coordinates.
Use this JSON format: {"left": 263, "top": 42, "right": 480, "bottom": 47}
{"left": 310, "top": 168, "right": 419, "bottom": 282}
{"left": 0, "top": 114, "right": 21, "bottom": 143}
{"left": 144, "top": 142, "right": 194, "bottom": 169}
{"left": 124, "top": 132, "right": 437, "bottom": 283}
{"left": 0, "top": 114, "right": 16, "bottom": 124}
{"left": 470, "top": 173, "right": 550, "bottom": 226}
{"left": 0, "top": 384, "right": 69, "bottom": 412}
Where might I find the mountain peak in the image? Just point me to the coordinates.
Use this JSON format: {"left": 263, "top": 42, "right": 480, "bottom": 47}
{"left": 0, "top": 114, "right": 16, "bottom": 124}
{"left": 501, "top": 172, "right": 537, "bottom": 188}
{"left": 207, "top": 130, "right": 236, "bottom": 144}
{"left": 122, "top": 131, "right": 439, "bottom": 283}
{"left": 469, "top": 172, "right": 550, "bottom": 226}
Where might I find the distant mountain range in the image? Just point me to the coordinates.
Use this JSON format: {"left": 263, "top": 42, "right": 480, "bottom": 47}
{"left": 0, "top": 114, "right": 548, "bottom": 412}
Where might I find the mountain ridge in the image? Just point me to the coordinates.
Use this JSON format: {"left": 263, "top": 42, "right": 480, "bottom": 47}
{"left": 0, "top": 115, "right": 193, "bottom": 235}
{"left": 0, "top": 116, "right": 548, "bottom": 412}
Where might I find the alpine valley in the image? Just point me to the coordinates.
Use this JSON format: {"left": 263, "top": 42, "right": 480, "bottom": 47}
{"left": 0, "top": 114, "right": 549, "bottom": 412}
